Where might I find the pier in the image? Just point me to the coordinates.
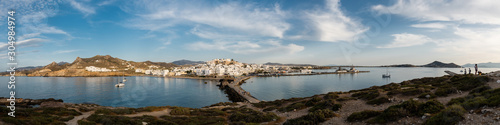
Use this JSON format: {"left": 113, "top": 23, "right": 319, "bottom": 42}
{"left": 219, "top": 76, "right": 260, "bottom": 103}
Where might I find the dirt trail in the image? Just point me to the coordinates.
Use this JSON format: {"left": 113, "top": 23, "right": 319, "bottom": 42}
{"left": 122, "top": 109, "right": 172, "bottom": 118}
{"left": 65, "top": 111, "right": 95, "bottom": 125}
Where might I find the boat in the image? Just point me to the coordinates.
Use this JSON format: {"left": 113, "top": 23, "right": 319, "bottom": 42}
{"left": 382, "top": 68, "right": 390, "bottom": 78}
{"left": 115, "top": 73, "right": 126, "bottom": 87}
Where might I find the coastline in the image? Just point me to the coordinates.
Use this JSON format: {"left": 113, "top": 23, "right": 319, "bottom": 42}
{"left": 2, "top": 71, "right": 500, "bottom": 124}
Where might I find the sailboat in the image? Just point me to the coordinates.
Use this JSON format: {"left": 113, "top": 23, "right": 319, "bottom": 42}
{"left": 382, "top": 68, "right": 391, "bottom": 78}
{"left": 115, "top": 73, "right": 126, "bottom": 87}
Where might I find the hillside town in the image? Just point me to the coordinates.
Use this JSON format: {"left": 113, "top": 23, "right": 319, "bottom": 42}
{"left": 84, "top": 58, "right": 299, "bottom": 77}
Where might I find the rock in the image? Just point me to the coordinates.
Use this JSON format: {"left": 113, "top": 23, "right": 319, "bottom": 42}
{"left": 425, "top": 95, "right": 431, "bottom": 98}
{"left": 40, "top": 101, "right": 64, "bottom": 108}
{"left": 481, "top": 109, "right": 494, "bottom": 114}
{"left": 413, "top": 98, "right": 419, "bottom": 101}
{"left": 424, "top": 113, "right": 432, "bottom": 117}
{"left": 497, "top": 80, "right": 500, "bottom": 83}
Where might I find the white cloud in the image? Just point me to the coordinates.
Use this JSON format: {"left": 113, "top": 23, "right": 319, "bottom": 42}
{"left": 67, "top": 0, "right": 95, "bottom": 16}
{"left": 187, "top": 40, "right": 304, "bottom": 54}
{"left": 98, "top": 0, "right": 116, "bottom": 6}
{"left": 411, "top": 23, "right": 449, "bottom": 29}
{"left": 124, "top": 0, "right": 289, "bottom": 38}
{"left": 372, "top": 0, "right": 500, "bottom": 25}
{"left": 53, "top": 49, "right": 80, "bottom": 54}
{"left": 303, "top": 0, "right": 367, "bottom": 42}
{"left": 436, "top": 27, "right": 500, "bottom": 54}
{"left": 377, "top": 33, "right": 433, "bottom": 48}
{"left": 0, "top": 38, "right": 49, "bottom": 51}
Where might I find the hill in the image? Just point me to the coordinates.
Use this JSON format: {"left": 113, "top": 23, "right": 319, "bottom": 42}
{"left": 422, "top": 61, "right": 461, "bottom": 68}
{"left": 22, "top": 55, "right": 177, "bottom": 77}
{"left": 463, "top": 62, "right": 500, "bottom": 68}
{"left": 172, "top": 59, "right": 205, "bottom": 66}
{"left": 383, "top": 61, "right": 461, "bottom": 68}
{"left": 264, "top": 62, "right": 316, "bottom": 66}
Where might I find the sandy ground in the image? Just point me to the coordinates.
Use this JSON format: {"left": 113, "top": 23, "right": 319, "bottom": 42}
{"left": 65, "top": 111, "right": 95, "bottom": 125}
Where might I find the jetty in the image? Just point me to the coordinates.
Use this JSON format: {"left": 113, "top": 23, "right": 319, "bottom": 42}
{"left": 444, "top": 70, "right": 458, "bottom": 76}
{"left": 219, "top": 76, "right": 260, "bottom": 103}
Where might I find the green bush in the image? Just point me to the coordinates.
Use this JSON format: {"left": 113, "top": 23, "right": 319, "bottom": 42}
{"left": 461, "top": 97, "right": 488, "bottom": 110}
{"left": 423, "top": 105, "right": 466, "bottom": 125}
{"left": 284, "top": 109, "right": 336, "bottom": 125}
{"left": 95, "top": 108, "right": 134, "bottom": 115}
{"left": 447, "top": 97, "right": 465, "bottom": 106}
{"left": 387, "top": 89, "right": 402, "bottom": 96}
{"left": 487, "top": 95, "right": 500, "bottom": 106}
{"left": 366, "top": 97, "right": 390, "bottom": 105}
{"left": 351, "top": 90, "right": 379, "bottom": 100}
{"left": 470, "top": 85, "right": 492, "bottom": 94}
{"left": 401, "top": 88, "right": 426, "bottom": 96}
{"left": 161, "top": 116, "right": 225, "bottom": 125}
{"left": 309, "top": 99, "right": 342, "bottom": 112}
{"left": 278, "top": 102, "right": 307, "bottom": 112}
{"left": 336, "top": 97, "right": 356, "bottom": 101}
{"left": 347, "top": 110, "right": 382, "bottom": 122}
{"left": 418, "top": 100, "right": 445, "bottom": 116}
{"left": 305, "top": 96, "right": 323, "bottom": 107}
{"left": 435, "top": 86, "right": 455, "bottom": 97}
{"left": 418, "top": 92, "right": 436, "bottom": 99}
{"left": 78, "top": 120, "right": 97, "bottom": 125}
{"left": 229, "top": 111, "right": 278, "bottom": 123}
{"left": 170, "top": 107, "right": 191, "bottom": 115}
{"left": 189, "top": 108, "right": 227, "bottom": 116}
{"left": 86, "top": 114, "right": 142, "bottom": 125}
{"left": 367, "top": 106, "right": 408, "bottom": 124}
{"left": 323, "top": 92, "right": 339, "bottom": 100}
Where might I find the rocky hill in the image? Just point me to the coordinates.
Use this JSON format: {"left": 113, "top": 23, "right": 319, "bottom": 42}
{"left": 172, "top": 59, "right": 205, "bottom": 66}
{"left": 422, "top": 61, "right": 461, "bottom": 68}
{"left": 21, "top": 55, "right": 177, "bottom": 77}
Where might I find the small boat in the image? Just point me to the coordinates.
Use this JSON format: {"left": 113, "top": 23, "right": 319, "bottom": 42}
{"left": 382, "top": 68, "right": 390, "bottom": 78}
{"left": 115, "top": 74, "right": 126, "bottom": 87}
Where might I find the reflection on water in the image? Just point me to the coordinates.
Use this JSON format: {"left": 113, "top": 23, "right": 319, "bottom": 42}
{"left": 0, "top": 76, "right": 228, "bottom": 108}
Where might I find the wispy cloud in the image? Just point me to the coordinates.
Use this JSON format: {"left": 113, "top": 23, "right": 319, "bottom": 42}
{"left": 0, "top": 38, "right": 49, "bottom": 51}
{"left": 187, "top": 40, "right": 304, "bottom": 54}
{"left": 124, "top": 0, "right": 289, "bottom": 38}
{"left": 98, "top": 0, "right": 116, "bottom": 6}
{"left": 302, "top": 0, "right": 368, "bottom": 42}
{"left": 372, "top": 0, "right": 500, "bottom": 25}
{"left": 67, "top": 0, "right": 95, "bottom": 16}
{"left": 53, "top": 49, "right": 80, "bottom": 54}
{"left": 377, "top": 33, "right": 433, "bottom": 48}
{"left": 411, "top": 23, "right": 450, "bottom": 29}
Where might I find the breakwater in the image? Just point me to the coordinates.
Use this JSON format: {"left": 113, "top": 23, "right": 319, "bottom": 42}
{"left": 219, "top": 76, "right": 260, "bottom": 103}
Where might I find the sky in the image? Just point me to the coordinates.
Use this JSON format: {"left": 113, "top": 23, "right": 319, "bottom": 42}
{"left": 1, "top": 0, "right": 500, "bottom": 69}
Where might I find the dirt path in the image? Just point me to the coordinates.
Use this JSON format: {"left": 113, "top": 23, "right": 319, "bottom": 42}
{"left": 122, "top": 109, "right": 172, "bottom": 118}
{"left": 65, "top": 111, "right": 95, "bottom": 125}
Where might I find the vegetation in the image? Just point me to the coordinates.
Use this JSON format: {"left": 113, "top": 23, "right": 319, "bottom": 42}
{"left": 347, "top": 110, "right": 382, "bottom": 122}
{"left": 309, "top": 99, "right": 342, "bottom": 112}
{"left": 284, "top": 109, "right": 337, "bottom": 125}
{"left": 226, "top": 108, "right": 279, "bottom": 123}
{"left": 170, "top": 107, "right": 191, "bottom": 115}
{"left": 351, "top": 90, "right": 380, "bottom": 100}
{"left": 423, "top": 105, "right": 466, "bottom": 125}
{"left": 366, "top": 99, "right": 445, "bottom": 124}
{"left": 366, "top": 97, "right": 390, "bottom": 105}
{"left": 0, "top": 107, "right": 80, "bottom": 125}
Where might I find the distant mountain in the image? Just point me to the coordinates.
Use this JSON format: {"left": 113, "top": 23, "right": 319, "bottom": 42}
{"left": 422, "top": 61, "right": 461, "bottom": 68}
{"left": 463, "top": 62, "right": 500, "bottom": 68}
{"left": 264, "top": 62, "right": 316, "bottom": 66}
{"left": 17, "top": 66, "right": 43, "bottom": 71}
{"left": 383, "top": 61, "right": 461, "bottom": 68}
{"left": 172, "top": 59, "right": 205, "bottom": 65}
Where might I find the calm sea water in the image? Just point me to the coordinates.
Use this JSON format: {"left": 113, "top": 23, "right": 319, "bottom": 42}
{"left": 0, "top": 76, "right": 228, "bottom": 108}
{"left": 241, "top": 67, "right": 500, "bottom": 101}
{"left": 2, "top": 67, "right": 498, "bottom": 108}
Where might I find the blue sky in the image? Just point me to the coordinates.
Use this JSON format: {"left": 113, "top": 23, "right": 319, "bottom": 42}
{"left": 1, "top": 0, "right": 500, "bottom": 69}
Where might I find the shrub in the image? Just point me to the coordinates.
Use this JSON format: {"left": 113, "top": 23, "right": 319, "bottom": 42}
{"left": 418, "top": 100, "right": 445, "bottom": 116}
{"left": 435, "top": 87, "right": 455, "bottom": 97}
{"left": 447, "top": 97, "right": 465, "bottom": 106}
{"left": 470, "top": 85, "right": 492, "bottom": 94}
{"left": 401, "top": 88, "right": 426, "bottom": 96}
{"left": 366, "top": 97, "right": 390, "bottom": 105}
{"left": 229, "top": 110, "right": 278, "bottom": 123}
{"left": 284, "top": 109, "right": 336, "bottom": 125}
{"left": 189, "top": 108, "right": 227, "bottom": 116}
{"left": 423, "top": 105, "right": 466, "bottom": 125}
{"left": 351, "top": 90, "right": 379, "bottom": 100}
{"left": 161, "top": 116, "right": 225, "bottom": 125}
{"left": 305, "top": 96, "right": 323, "bottom": 107}
{"left": 347, "top": 110, "right": 382, "bottom": 122}
{"left": 95, "top": 108, "right": 133, "bottom": 115}
{"left": 336, "top": 97, "right": 356, "bottom": 101}
{"left": 278, "top": 102, "right": 307, "bottom": 112}
{"left": 487, "top": 95, "right": 500, "bottom": 107}
{"left": 461, "top": 97, "right": 488, "bottom": 110}
{"left": 77, "top": 120, "right": 97, "bottom": 125}
{"left": 418, "top": 92, "right": 436, "bottom": 99}
{"left": 86, "top": 114, "right": 142, "bottom": 125}
{"left": 367, "top": 106, "right": 408, "bottom": 124}
{"left": 205, "top": 102, "right": 238, "bottom": 108}
{"left": 323, "top": 92, "right": 339, "bottom": 100}
{"left": 170, "top": 107, "right": 191, "bottom": 115}
{"left": 387, "top": 89, "right": 402, "bottom": 96}
{"left": 309, "top": 99, "right": 342, "bottom": 112}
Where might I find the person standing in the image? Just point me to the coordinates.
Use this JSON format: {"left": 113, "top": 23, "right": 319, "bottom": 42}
{"left": 474, "top": 64, "right": 478, "bottom": 75}
{"left": 464, "top": 68, "right": 467, "bottom": 75}
{"left": 469, "top": 68, "right": 472, "bottom": 75}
